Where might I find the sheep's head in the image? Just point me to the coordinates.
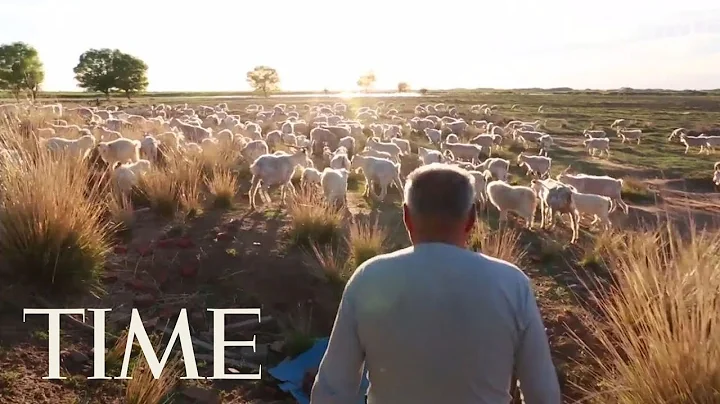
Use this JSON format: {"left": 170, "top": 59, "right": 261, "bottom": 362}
{"left": 546, "top": 185, "right": 574, "bottom": 211}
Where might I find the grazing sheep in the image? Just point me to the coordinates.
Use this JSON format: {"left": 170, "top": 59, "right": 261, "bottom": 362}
{"left": 241, "top": 140, "right": 270, "bottom": 163}
{"left": 42, "top": 134, "right": 96, "bottom": 160}
{"left": 714, "top": 170, "right": 720, "bottom": 186}
{"left": 301, "top": 167, "right": 322, "bottom": 187}
{"left": 513, "top": 129, "right": 545, "bottom": 148}
{"left": 350, "top": 154, "right": 403, "bottom": 201}
{"left": 467, "top": 170, "right": 493, "bottom": 204}
{"left": 668, "top": 127, "right": 688, "bottom": 141}
{"left": 330, "top": 149, "right": 351, "bottom": 170}
{"left": 97, "top": 138, "right": 141, "bottom": 167}
{"left": 583, "top": 137, "right": 611, "bottom": 157}
{"left": 485, "top": 180, "right": 537, "bottom": 228}
{"left": 423, "top": 128, "right": 442, "bottom": 144}
{"left": 390, "top": 137, "right": 411, "bottom": 155}
{"left": 517, "top": 152, "right": 552, "bottom": 178}
{"left": 476, "top": 158, "right": 510, "bottom": 181}
{"left": 248, "top": 148, "right": 310, "bottom": 209}
{"left": 441, "top": 142, "right": 483, "bottom": 164}
{"left": 140, "top": 135, "right": 159, "bottom": 162}
{"left": 320, "top": 168, "right": 350, "bottom": 206}
{"left": 617, "top": 128, "right": 643, "bottom": 144}
{"left": 536, "top": 134, "right": 553, "bottom": 156}
{"left": 583, "top": 129, "right": 606, "bottom": 138}
{"left": 469, "top": 134, "right": 498, "bottom": 156}
{"left": 702, "top": 135, "right": 720, "bottom": 153}
{"left": 366, "top": 137, "right": 402, "bottom": 161}
{"left": 113, "top": 159, "right": 152, "bottom": 194}
{"left": 679, "top": 133, "right": 709, "bottom": 154}
{"left": 417, "top": 146, "right": 444, "bottom": 165}
{"left": 531, "top": 179, "right": 580, "bottom": 243}
{"left": 557, "top": 171, "right": 629, "bottom": 214}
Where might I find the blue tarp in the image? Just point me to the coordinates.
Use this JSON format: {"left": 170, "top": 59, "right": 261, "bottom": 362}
{"left": 268, "top": 337, "right": 369, "bottom": 404}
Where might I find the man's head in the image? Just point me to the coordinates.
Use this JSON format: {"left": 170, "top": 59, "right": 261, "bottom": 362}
{"left": 403, "top": 163, "right": 477, "bottom": 246}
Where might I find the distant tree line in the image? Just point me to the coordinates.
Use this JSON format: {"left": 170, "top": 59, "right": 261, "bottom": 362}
{"left": 1, "top": 41, "right": 423, "bottom": 99}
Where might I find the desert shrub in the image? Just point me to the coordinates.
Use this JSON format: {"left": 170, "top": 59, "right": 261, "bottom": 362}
{"left": 205, "top": 167, "right": 237, "bottom": 209}
{"left": 287, "top": 188, "right": 343, "bottom": 247}
{"left": 125, "top": 339, "right": 183, "bottom": 404}
{"left": 621, "top": 177, "right": 654, "bottom": 203}
{"left": 578, "top": 224, "right": 720, "bottom": 403}
{"left": 347, "top": 219, "right": 387, "bottom": 268}
{"left": 0, "top": 126, "right": 111, "bottom": 295}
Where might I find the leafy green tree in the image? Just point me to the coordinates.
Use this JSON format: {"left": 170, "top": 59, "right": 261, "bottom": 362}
{"left": 73, "top": 48, "right": 148, "bottom": 99}
{"left": 0, "top": 42, "right": 45, "bottom": 100}
{"left": 397, "top": 82, "right": 410, "bottom": 93}
{"left": 246, "top": 66, "right": 280, "bottom": 97}
{"left": 114, "top": 53, "right": 148, "bottom": 98}
{"left": 357, "top": 72, "right": 376, "bottom": 93}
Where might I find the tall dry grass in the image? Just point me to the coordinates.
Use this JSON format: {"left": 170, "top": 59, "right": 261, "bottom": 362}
{"left": 347, "top": 219, "right": 387, "bottom": 268}
{"left": 0, "top": 120, "right": 112, "bottom": 295}
{"left": 287, "top": 187, "right": 344, "bottom": 247}
{"left": 205, "top": 167, "right": 238, "bottom": 209}
{"left": 125, "top": 344, "right": 183, "bottom": 404}
{"left": 468, "top": 220, "right": 527, "bottom": 265}
{"left": 576, "top": 224, "right": 720, "bottom": 403}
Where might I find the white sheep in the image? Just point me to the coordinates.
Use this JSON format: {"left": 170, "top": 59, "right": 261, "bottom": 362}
{"left": 417, "top": 146, "right": 444, "bottom": 165}
{"left": 668, "top": 127, "right": 688, "bottom": 141}
{"left": 557, "top": 171, "right": 629, "bottom": 214}
{"left": 301, "top": 167, "right": 322, "bottom": 187}
{"left": 330, "top": 150, "right": 351, "bottom": 170}
{"left": 486, "top": 180, "right": 537, "bottom": 228}
{"left": 701, "top": 135, "right": 720, "bottom": 153}
{"left": 537, "top": 134, "right": 553, "bottom": 156}
{"left": 350, "top": 154, "right": 403, "bottom": 201}
{"left": 42, "top": 135, "right": 96, "bottom": 160}
{"left": 241, "top": 140, "right": 270, "bottom": 164}
{"left": 714, "top": 170, "right": 720, "bottom": 186}
{"left": 583, "top": 137, "right": 611, "bottom": 157}
{"left": 517, "top": 152, "right": 552, "bottom": 178}
{"left": 366, "top": 137, "right": 402, "bottom": 161}
{"left": 531, "top": 179, "right": 579, "bottom": 243}
{"left": 113, "top": 159, "right": 152, "bottom": 194}
{"left": 97, "top": 138, "right": 141, "bottom": 167}
{"left": 679, "top": 133, "right": 709, "bottom": 154}
{"left": 441, "top": 142, "right": 483, "bottom": 164}
{"left": 140, "top": 135, "right": 159, "bottom": 162}
{"left": 469, "top": 134, "right": 497, "bottom": 156}
{"left": 467, "top": 170, "right": 493, "bottom": 204}
{"left": 390, "top": 138, "right": 411, "bottom": 155}
{"left": 248, "top": 148, "right": 310, "bottom": 209}
{"left": 321, "top": 168, "right": 350, "bottom": 206}
{"left": 423, "top": 128, "right": 442, "bottom": 144}
{"left": 476, "top": 158, "right": 510, "bottom": 181}
{"left": 617, "top": 128, "right": 643, "bottom": 144}
{"left": 583, "top": 129, "right": 607, "bottom": 138}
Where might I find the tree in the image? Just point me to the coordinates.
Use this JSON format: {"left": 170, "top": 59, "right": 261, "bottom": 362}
{"left": 357, "top": 72, "right": 376, "bottom": 93}
{"left": 419, "top": 88, "right": 428, "bottom": 95}
{"left": 246, "top": 66, "right": 280, "bottom": 97}
{"left": 73, "top": 48, "right": 149, "bottom": 99}
{"left": 0, "top": 42, "right": 45, "bottom": 100}
{"left": 397, "top": 82, "right": 410, "bottom": 93}
{"left": 114, "top": 53, "right": 149, "bottom": 98}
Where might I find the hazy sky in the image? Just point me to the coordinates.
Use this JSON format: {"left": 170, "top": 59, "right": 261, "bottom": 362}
{"left": 2, "top": 0, "right": 719, "bottom": 91}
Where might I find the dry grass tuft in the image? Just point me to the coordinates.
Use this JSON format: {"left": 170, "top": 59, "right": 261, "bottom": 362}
{"left": 468, "top": 220, "right": 527, "bottom": 265}
{"left": 576, "top": 224, "right": 720, "bottom": 403}
{"left": 206, "top": 167, "right": 238, "bottom": 209}
{"left": 139, "top": 168, "right": 180, "bottom": 218}
{"left": 106, "top": 192, "right": 135, "bottom": 232}
{"left": 125, "top": 341, "right": 182, "bottom": 404}
{"left": 0, "top": 125, "right": 111, "bottom": 295}
{"left": 287, "top": 187, "right": 343, "bottom": 247}
{"left": 347, "top": 219, "right": 387, "bottom": 268}
{"left": 305, "top": 242, "right": 353, "bottom": 285}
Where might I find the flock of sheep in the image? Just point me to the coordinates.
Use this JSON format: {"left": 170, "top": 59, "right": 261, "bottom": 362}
{"left": 0, "top": 98, "right": 717, "bottom": 245}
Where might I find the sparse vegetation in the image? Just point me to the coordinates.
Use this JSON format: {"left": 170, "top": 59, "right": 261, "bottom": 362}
{"left": 577, "top": 224, "right": 720, "bottom": 403}
{"left": 2, "top": 89, "right": 720, "bottom": 403}
{"left": 287, "top": 188, "right": 343, "bottom": 247}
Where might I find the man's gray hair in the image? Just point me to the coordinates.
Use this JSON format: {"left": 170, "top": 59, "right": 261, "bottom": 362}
{"left": 403, "top": 163, "right": 476, "bottom": 221}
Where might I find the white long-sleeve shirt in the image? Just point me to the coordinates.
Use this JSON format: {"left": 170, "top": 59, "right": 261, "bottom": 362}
{"left": 311, "top": 242, "right": 561, "bottom": 404}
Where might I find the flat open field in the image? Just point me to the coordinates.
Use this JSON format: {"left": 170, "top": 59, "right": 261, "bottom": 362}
{"left": 1, "top": 90, "right": 719, "bottom": 403}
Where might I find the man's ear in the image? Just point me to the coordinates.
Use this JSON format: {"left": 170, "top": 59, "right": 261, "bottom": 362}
{"left": 464, "top": 203, "right": 477, "bottom": 233}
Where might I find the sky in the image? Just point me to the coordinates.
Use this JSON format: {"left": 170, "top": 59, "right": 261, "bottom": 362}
{"left": 1, "top": 0, "right": 720, "bottom": 92}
